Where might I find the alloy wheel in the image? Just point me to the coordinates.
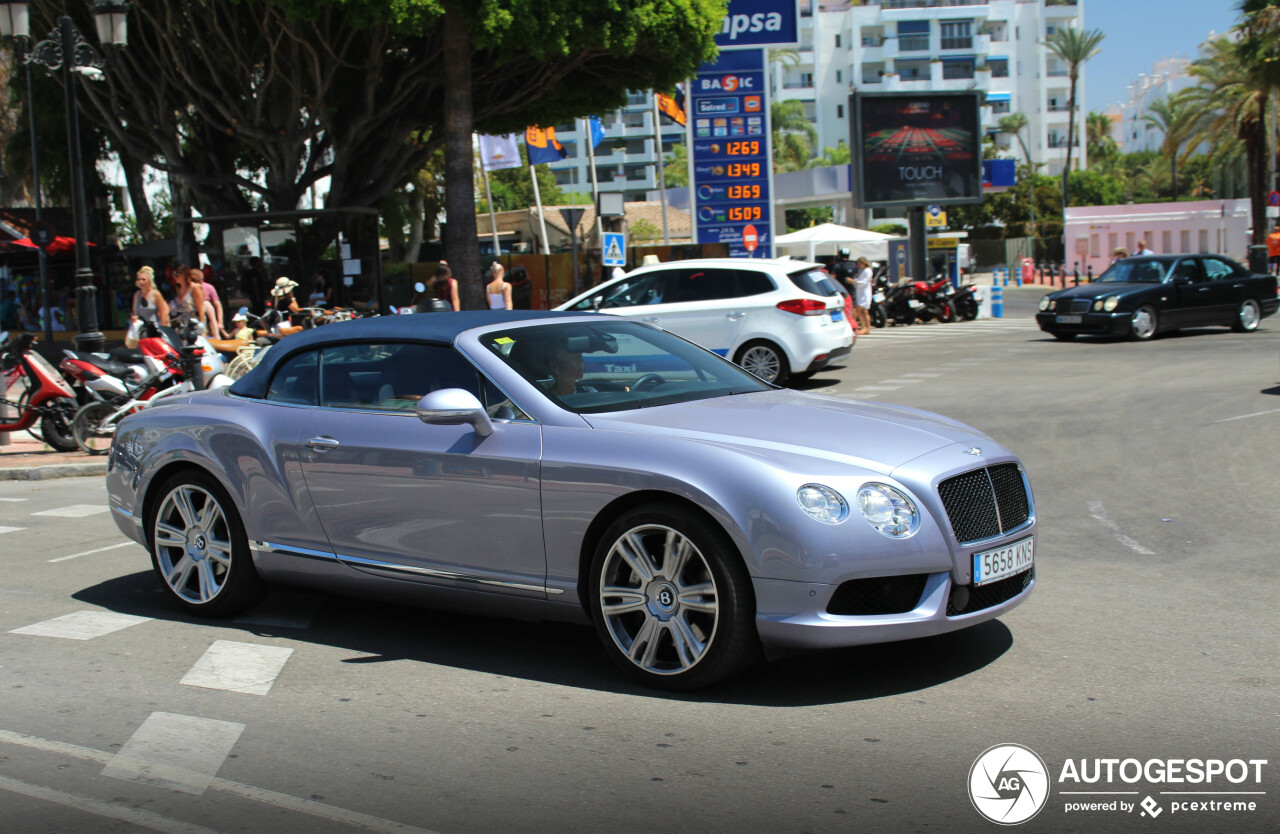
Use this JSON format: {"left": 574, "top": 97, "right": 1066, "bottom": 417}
{"left": 739, "top": 344, "right": 783, "bottom": 383}
{"left": 153, "top": 485, "right": 234, "bottom": 604}
{"left": 597, "top": 524, "right": 720, "bottom": 678}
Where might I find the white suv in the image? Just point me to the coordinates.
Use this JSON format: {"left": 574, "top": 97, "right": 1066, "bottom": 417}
{"left": 555, "top": 258, "right": 854, "bottom": 385}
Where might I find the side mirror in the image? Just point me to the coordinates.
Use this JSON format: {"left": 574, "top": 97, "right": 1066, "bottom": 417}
{"left": 592, "top": 296, "right": 603, "bottom": 311}
{"left": 415, "top": 388, "right": 493, "bottom": 437}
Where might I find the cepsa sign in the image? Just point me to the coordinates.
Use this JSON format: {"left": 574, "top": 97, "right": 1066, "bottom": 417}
{"left": 714, "top": 0, "right": 799, "bottom": 49}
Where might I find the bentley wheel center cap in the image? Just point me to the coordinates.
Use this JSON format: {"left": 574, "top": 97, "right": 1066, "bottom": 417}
{"left": 648, "top": 581, "right": 679, "bottom": 618}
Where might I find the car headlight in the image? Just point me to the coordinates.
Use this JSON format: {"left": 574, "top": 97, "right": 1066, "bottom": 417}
{"left": 856, "top": 483, "right": 919, "bottom": 538}
{"left": 1103, "top": 295, "right": 1120, "bottom": 312}
{"left": 1092, "top": 298, "right": 1102, "bottom": 311}
{"left": 796, "top": 484, "right": 848, "bottom": 524}
{"left": 1048, "top": 299, "right": 1057, "bottom": 311}
{"left": 1038, "top": 295, "right": 1051, "bottom": 311}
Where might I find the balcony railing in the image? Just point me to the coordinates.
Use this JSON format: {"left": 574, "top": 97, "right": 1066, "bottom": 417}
{"left": 898, "top": 35, "right": 930, "bottom": 51}
{"left": 940, "top": 37, "right": 973, "bottom": 50}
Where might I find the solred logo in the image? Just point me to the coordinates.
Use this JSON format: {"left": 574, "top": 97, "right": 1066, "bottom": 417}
{"left": 969, "top": 744, "right": 1051, "bottom": 825}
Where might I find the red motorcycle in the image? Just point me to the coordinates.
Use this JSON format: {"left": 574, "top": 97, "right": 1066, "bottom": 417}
{"left": 909, "top": 276, "right": 956, "bottom": 323}
{"left": 0, "top": 331, "right": 79, "bottom": 451}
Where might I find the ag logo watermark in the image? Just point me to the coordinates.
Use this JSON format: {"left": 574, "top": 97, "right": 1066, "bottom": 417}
{"left": 968, "top": 744, "right": 1051, "bottom": 825}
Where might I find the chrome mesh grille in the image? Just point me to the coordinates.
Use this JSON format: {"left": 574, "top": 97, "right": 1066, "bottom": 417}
{"left": 937, "top": 464, "right": 1030, "bottom": 544}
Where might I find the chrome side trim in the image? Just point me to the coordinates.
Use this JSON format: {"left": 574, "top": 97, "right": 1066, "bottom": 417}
{"left": 112, "top": 505, "right": 143, "bottom": 533}
{"left": 251, "top": 541, "right": 563, "bottom": 595}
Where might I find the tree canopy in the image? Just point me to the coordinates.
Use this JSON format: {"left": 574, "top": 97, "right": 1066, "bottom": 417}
{"left": 44, "top": 0, "right": 722, "bottom": 226}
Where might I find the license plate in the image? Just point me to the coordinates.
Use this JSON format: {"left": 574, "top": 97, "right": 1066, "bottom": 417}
{"left": 1055, "top": 315, "right": 1082, "bottom": 324}
{"left": 831, "top": 309, "right": 843, "bottom": 322}
{"left": 973, "top": 536, "right": 1033, "bottom": 586}
{"left": 873, "top": 292, "right": 886, "bottom": 303}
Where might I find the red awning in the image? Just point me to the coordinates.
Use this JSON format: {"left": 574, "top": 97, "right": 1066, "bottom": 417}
{"left": 10, "top": 236, "right": 96, "bottom": 255}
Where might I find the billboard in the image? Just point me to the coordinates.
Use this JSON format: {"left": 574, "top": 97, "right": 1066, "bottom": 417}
{"left": 714, "top": 0, "right": 800, "bottom": 49}
{"left": 852, "top": 91, "right": 983, "bottom": 209}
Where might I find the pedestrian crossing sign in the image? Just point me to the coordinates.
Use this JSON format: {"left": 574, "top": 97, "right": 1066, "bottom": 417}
{"left": 602, "top": 232, "right": 626, "bottom": 267}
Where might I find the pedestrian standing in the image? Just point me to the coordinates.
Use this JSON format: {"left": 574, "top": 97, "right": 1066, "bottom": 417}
{"left": 1136, "top": 240, "right": 1155, "bottom": 256}
{"left": 127, "top": 266, "right": 169, "bottom": 347}
{"left": 485, "top": 263, "right": 513, "bottom": 310}
{"left": 852, "top": 257, "right": 873, "bottom": 336}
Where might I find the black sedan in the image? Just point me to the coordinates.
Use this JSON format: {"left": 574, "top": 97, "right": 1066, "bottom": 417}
{"left": 1035, "top": 254, "right": 1279, "bottom": 341}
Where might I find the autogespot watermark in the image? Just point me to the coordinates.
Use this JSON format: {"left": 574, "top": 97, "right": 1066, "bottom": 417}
{"left": 968, "top": 746, "right": 1269, "bottom": 825}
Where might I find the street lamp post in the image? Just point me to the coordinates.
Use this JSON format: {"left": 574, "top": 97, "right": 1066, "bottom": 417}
{"left": 0, "top": 1, "right": 129, "bottom": 353}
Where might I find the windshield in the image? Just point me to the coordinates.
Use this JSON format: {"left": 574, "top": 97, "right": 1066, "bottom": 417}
{"left": 1095, "top": 259, "right": 1168, "bottom": 283}
{"left": 481, "top": 320, "right": 771, "bottom": 414}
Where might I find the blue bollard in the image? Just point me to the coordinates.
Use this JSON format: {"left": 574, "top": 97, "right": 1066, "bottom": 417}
{"left": 991, "top": 285, "right": 1003, "bottom": 318}
{"left": 1002, "top": 269, "right": 1009, "bottom": 287}
{"left": 992, "top": 269, "right": 1000, "bottom": 286}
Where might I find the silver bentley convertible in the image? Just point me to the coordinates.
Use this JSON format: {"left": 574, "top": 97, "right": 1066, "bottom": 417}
{"left": 106, "top": 311, "right": 1035, "bottom": 690}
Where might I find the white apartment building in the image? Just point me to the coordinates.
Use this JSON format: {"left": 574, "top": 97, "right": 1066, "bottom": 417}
{"left": 545, "top": 1, "right": 1087, "bottom": 206}
{"left": 777, "top": 0, "right": 1087, "bottom": 178}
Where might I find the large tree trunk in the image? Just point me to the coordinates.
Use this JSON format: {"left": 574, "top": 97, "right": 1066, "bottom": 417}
{"left": 1249, "top": 99, "right": 1268, "bottom": 245}
{"left": 120, "top": 155, "right": 158, "bottom": 242}
{"left": 442, "top": 6, "right": 481, "bottom": 309}
{"left": 406, "top": 186, "right": 425, "bottom": 264}
{"left": 1061, "top": 72, "right": 1078, "bottom": 214}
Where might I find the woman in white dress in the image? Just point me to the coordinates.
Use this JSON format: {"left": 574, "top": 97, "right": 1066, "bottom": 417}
{"left": 853, "top": 257, "right": 873, "bottom": 335}
{"left": 485, "top": 263, "right": 513, "bottom": 310}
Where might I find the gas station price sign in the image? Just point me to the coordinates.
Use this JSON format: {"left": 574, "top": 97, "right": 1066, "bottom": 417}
{"left": 691, "top": 49, "right": 773, "bottom": 258}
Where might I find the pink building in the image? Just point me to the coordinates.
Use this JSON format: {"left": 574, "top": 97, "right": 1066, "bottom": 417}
{"left": 1064, "top": 199, "right": 1251, "bottom": 277}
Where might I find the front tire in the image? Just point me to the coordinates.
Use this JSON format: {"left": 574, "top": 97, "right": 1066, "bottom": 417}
{"left": 1052, "top": 331, "right": 1077, "bottom": 341}
{"left": 870, "top": 305, "right": 886, "bottom": 328}
{"left": 147, "top": 470, "right": 265, "bottom": 617}
{"left": 1129, "top": 305, "right": 1158, "bottom": 341}
{"left": 71, "top": 401, "right": 118, "bottom": 455}
{"left": 735, "top": 341, "right": 789, "bottom": 386}
{"left": 956, "top": 295, "right": 979, "bottom": 321}
{"left": 40, "top": 398, "right": 79, "bottom": 452}
{"left": 1233, "top": 298, "right": 1261, "bottom": 332}
{"left": 589, "top": 503, "right": 759, "bottom": 690}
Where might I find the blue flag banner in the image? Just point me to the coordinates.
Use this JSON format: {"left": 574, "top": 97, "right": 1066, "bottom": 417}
{"left": 525, "top": 126, "right": 567, "bottom": 165}
{"left": 589, "top": 116, "right": 606, "bottom": 149}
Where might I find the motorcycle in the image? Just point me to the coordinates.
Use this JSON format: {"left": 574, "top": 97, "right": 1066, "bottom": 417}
{"left": 69, "top": 321, "right": 232, "bottom": 454}
{"left": 910, "top": 275, "right": 956, "bottom": 323}
{"left": 868, "top": 273, "right": 918, "bottom": 328}
{"left": 952, "top": 281, "right": 980, "bottom": 321}
{"left": 0, "top": 331, "right": 79, "bottom": 451}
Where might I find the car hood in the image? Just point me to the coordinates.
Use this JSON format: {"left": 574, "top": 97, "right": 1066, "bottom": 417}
{"left": 1050, "top": 282, "right": 1157, "bottom": 300}
{"left": 583, "top": 390, "right": 989, "bottom": 473}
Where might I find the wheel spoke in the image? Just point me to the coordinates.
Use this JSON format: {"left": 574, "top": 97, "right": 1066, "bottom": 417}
{"left": 663, "top": 531, "right": 691, "bottom": 580}
{"left": 627, "top": 615, "right": 659, "bottom": 664}
{"left": 669, "top": 616, "right": 706, "bottom": 669}
{"left": 196, "top": 559, "right": 219, "bottom": 602}
{"left": 678, "top": 582, "right": 718, "bottom": 612}
{"left": 616, "top": 533, "right": 656, "bottom": 583}
{"left": 167, "top": 555, "right": 195, "bottom": 592}
{"left": 600, "top": 586, "right": 648, "bottom": 616}
{"left": 205, "top": 537, "right": 233, "bottom": 567}
{"left": 171, "top": 488, "right": 199, "bottom": 529}
{"left": 154, "top": 521, "right": 185, "bottom": 549}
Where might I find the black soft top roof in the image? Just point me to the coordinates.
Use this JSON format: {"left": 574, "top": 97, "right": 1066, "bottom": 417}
{"left": 228, "top": 310, "right": 593, "bottom": 399}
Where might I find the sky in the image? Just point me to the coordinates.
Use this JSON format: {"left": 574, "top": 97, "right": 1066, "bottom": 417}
{"left": 1084, "top": 0, "right": 1242, "bottom": 113}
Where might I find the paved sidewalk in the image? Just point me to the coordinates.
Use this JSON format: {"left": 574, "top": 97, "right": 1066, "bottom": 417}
{"left": 0, "top": 431, "right": 106, "bottom": 481}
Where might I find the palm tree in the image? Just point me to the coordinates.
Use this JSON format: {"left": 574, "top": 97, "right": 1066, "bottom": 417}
{"left": 1185, "top": 34, "right": 1272, "bottom": 244}
{"left": 998, "top": 112, "right": 1037, "bottom": 237}
{"left": 771, "top": 99, "right": 816, "bottom": 173}
{"left": 1045, "top": 26, "right": 1106, "bottom": 213}
{"left": 1142, "top": 92, "right": 1202, "bottom": 200}
{"left": 1086, "top": 110, "right": 1120, "bottom": 173}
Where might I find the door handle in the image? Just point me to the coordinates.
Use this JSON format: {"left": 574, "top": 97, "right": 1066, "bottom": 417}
{"left": 727, "top": 312, "right": 746, "bottom": 320}
{"left": 305, "top": 436, "right": 340, "bottom": 451}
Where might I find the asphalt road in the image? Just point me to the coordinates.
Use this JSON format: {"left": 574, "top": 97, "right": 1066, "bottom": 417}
{"left": 1, "top": 292, "right": 1277, "bottom": 833}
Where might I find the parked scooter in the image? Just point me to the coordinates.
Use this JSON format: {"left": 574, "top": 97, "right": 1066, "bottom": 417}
{"left": 868, "top": 273, "right": 919, "bottom": 328}
{"left": 68, "top": 321, "right": 232, "bottom": 454}
{"left": 0, "top": 331, "right": 79, "bottom": 451}
{"left": 952, "top": 281, "right": 980, "bottom": 320}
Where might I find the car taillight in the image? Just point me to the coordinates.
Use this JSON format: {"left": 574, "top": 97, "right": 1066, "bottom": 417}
{"left": 776, "top": 298, "right": 829, "bottom": 316}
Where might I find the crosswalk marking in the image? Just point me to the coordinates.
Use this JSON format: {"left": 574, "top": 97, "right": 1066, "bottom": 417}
{"left": 0, "top": 526, "right": 23, "bottom": 535}
{"left": 234, "top": 592, "right": 325, "bottom": 630}
{"left": 180, "top": 640, "right": 294, "bottom": 695}
{"left": 9, "top": 610, "right": 151, "bottom": 640}
{"left": 0, "top": 774, "right": 219, "bottom": 834}
{"left": 32, "top": 504, "right": 109, "bottom": 518}
{"left": 0, "top": 497, "right": 27, "bottom": 502}
{"left": 102, "top": 712, "right": 245, "bottom": 796}
{"left": 48, "top": 541, "right": 135, "bottom": 563}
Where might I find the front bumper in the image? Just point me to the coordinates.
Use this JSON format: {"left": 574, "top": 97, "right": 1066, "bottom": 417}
{"left": 752, "top": 567, "right": 1034, "bottom": 649}
{"left": 1035, "top": 310, "right": 1131, "bottom": 337}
